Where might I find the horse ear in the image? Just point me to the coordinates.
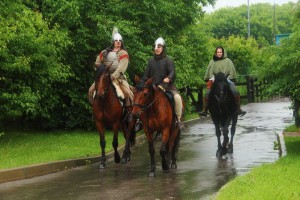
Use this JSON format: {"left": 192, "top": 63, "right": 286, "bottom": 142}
{"left": 134, "top": 75, "right": 140, "bottom": 83}
{"left": 131, "top": 86, "right": 137, "bottom": 93}
{"left": 145, "top": 78, "right": 153, "bottom": 85}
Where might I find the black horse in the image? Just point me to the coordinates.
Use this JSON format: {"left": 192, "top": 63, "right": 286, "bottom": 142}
{"left": 208, "top": 72, "right": 238, "bottom": 157}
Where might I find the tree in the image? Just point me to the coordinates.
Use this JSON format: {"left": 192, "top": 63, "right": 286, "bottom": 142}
{"left": 201, "top": 2, "right": 297, "bottom": 46}
{"left": 1, "top": 0, "right": 217, "bottom": 129}
{"left": 252, "top": 2, "right": 300, "bottom": 126}
{"left": 0, "top": 1, "right": 72, "bottom": 129}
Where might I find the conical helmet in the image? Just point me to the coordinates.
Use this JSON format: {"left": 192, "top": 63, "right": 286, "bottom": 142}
{"left": 112, "top": 27, "right": 122, "bottom": 41}
{"left": 154, "top": 37, "right": 165, "bottom": 49}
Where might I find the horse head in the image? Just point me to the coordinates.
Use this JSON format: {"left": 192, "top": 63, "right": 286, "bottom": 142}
{"left": 211, "top": 72, "right": 230, "bottom": 104}
{"left": 132, "top": 76, "right": 154, "bottom": 119}
{"left": 94, "top": 64, "right": 111, "bottom": 99}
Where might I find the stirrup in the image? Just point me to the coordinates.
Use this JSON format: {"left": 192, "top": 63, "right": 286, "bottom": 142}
{"left": 123, "top": 109, "right": 133, "bottom": 122}
{"left": 135, "top": 120, "right": 143, "bottom": 132}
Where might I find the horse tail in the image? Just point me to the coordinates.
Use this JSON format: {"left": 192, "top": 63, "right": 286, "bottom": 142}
{"left": 174, "top": 130, "right": 181, "bottom": 153}
{"left": 129, "top": 128, "right": 136, "bottom": 147}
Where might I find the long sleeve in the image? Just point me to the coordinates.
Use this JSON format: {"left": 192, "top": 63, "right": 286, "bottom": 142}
{"left": 111, "top": 50, "right": 129, "bottom": 78}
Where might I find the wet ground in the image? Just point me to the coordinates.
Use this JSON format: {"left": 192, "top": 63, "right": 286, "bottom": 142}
{"left": 0, "top": 100, "right": 293, "bottom": 200}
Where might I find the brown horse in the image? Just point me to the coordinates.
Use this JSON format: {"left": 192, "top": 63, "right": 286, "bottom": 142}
{"left": 132, "top": 76, "right": 181, "bottom": 177}
{"left": 93, "top": 64, "right": 136, "bottom": 169}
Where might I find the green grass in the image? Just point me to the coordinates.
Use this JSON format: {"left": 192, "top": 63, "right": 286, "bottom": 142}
{"left": 0, "top": 113, "right": 199, "bottom": 170}
{"left": 0, "top": 130, "right": 124, "bottom": 170}
{"left": 184, "top": 112, "right": 200, "bottom": 121}
{"left": 285, "top": 124, "right": 300, "bottom": 132}
{"left": 215, "top": 134, "right": 300, "bottom": 200}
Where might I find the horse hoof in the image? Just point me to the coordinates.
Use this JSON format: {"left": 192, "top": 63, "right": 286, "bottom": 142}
{"left": 170, "top": 163, "right": 177, "bottom": 169}
{"left": 216, "top": 150, "right": 222, "bottom": 158}
{"left": 115, "top": 155, "right": 121, "bottom": 164}
{"left": 148, "top": 172, "right": 156, "bottom": 177}
{"left": 99, "top": 163, "right": 106, "bottom": 169}
{"left": 121, "top": 157, "right": 130, "bottom": 163}
{"left": 163, "top": 169, "right": 170, "bottom": 173}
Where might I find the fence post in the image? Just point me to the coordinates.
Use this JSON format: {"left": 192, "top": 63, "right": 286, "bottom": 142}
{"left": 187, "top": 87, "right": 201, "bottom": 112}
{"left": 198, "top": 87, "right": 203, "bottom": 111}
{"left": 246, "top": 76, "right": 255, "bottom": 103}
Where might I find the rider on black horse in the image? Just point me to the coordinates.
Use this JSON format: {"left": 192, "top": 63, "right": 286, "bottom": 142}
{"left": 199, "top": 46, "right": 246, "bottom": 117}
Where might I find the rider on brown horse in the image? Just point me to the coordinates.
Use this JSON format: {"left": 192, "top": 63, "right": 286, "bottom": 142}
{"left": 88, "top": 28, "right": 133, "bottom": 122}
{"left": 139, "top": 37, "right": 184, "bottom": 130}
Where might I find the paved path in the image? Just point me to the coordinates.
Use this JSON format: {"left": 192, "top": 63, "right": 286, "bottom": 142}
{"left": 0, "top": 100, "right": 293, "bottom": 200}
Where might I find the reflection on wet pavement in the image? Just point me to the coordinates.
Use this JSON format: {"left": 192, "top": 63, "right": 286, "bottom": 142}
{"left": 0, "top": 101, "right": 293, "bottom": 200}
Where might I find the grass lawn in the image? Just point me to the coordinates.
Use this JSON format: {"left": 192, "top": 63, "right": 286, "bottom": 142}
{"left": 0, "top": 130, "right": 125, "bottom": 170}
{"left": 215, "top": 131, "right": 300, "bottom": 200}
{"left": 0, "top": 112, "right": 199, "bottom": 170}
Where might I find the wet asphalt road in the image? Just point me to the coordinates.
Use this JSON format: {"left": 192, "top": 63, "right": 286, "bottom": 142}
{"left": 0, "top": 100, "right": 293, "bottom": 200}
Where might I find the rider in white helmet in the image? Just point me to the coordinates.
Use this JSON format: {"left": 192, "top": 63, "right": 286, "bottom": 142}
{"left": 141, "top": 37, "right": 184, "bottom": 130}
{"left": 88, "top": 27, "right": 133, "bottom": 121}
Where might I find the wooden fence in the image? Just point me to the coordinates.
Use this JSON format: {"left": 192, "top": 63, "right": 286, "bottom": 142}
{"left": 180, "top": 76, "right": 267, "bottom": 112}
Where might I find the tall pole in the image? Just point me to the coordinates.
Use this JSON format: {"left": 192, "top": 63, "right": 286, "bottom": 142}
{"left": 273, "top": 0, "right": 276, "bottom": 44}
{"left": 247, "top": 0, "right": 250, "bottom": 38}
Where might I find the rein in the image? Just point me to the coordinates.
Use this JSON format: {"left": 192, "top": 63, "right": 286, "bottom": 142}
{"left": 133, "top": 95, "right": 158, "bottom": 112}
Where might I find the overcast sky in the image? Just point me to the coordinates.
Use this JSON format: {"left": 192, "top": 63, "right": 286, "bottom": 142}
{"left": 204, "top": 0, "right": 298, "bottom": 12}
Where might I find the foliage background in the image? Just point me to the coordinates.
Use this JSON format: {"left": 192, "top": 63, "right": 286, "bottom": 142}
{"left": 1, "top": 0, "right": 299, "bottom": 130}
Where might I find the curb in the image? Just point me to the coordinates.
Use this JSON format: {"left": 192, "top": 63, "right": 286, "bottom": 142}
{"left": 0, "top": 118, "right": 202, "bottom": 184}
{"left": 276, "top": 132, "right": 287, "bottom": 157}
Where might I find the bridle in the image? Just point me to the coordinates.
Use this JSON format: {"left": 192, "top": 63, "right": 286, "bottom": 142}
{"left": 133, "top": 85, "right": 158, "bottom": 113}
{"left": 95, "top": 62, "right": 113, "bottom": 99}
{"left": 213, "top": 81, "right": 229, "bottom": 105}
{"left": 95, "top": 71, "right": 110, "bottom": 99}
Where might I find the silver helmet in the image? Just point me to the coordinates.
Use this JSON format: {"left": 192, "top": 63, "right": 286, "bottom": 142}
{"left": 154, "top": 37, "right": 165, "bottom": 49}
{"left": 112, "top": 27, "right": 122, "bottom": 41}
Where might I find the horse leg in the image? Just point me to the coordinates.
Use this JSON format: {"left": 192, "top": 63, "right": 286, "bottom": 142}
{"left": 222, "top": 128, "right": 229, "bottom": 156}
{"left": 169, "top": 129, "right": 180, "bottom": 169}
{"left": 215, "top": 124, "right": 223, "bottom": 158}
{"left": 112, "top": 124, "right": 121, "bottom": 164}
{"left": 160, "top": 129, "right": 170, "bottom": 173}
{"left": 94, "top": 117, "right": 107, "bottom": 169}
{"left": 148, "top": 141, "right": 156, "bottom": 177}
{"left": 228, "top": 116, "right": 238, "bottom": 153}
{"left": 99, "top": 131, "right": 106, "bottom": 169}
{"left": 121, "top": 121, "right": 135, "bottom": 163}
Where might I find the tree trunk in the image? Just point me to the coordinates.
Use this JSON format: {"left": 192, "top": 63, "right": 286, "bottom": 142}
{"left": 294, "top": 99, "right": 300, "bottom": 127}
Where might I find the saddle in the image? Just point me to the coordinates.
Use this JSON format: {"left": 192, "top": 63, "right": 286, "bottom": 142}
{"left": 157, "top": 85, "right": 176, "bottom": 117}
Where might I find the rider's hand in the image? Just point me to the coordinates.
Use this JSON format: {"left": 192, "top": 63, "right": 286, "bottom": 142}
{"left": 111, "top": 74, "right": 116, "bottom": 81}
{"left": 163, "top": 77, "right": 170, "bottom": 83}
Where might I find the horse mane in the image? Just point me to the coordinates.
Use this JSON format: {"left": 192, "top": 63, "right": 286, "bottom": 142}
{"left": 135, "top": 79, "right": 146, "bottom": 91}
{"left": 212, "top": 72, "right": 228, "bottom": 87}
{"left": 209, "top": 72, "right": 236, "bottom": 113}
{"left": 94, "top": 64, "right": 107, "bottom": 82}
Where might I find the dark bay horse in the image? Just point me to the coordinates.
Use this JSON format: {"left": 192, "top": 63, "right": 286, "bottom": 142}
{"left": 132, "top": 76, "right": 181, "bottom": 177}
{"left": 93, "top": 64, "right": 136, "bottom": 169}
{"left": 208, "top": 72, "right": 238, "bottom": 158}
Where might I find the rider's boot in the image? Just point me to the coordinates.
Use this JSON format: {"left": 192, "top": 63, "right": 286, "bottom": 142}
{"left": 124, "top": 97, "right": 133, "bottom": 122}
{"left": 176, "top": 118, "right": 184, "bottom": 130}
{"left": 199, "top": 97, "right": 209, "bottom": 117}
{"left": 235, "top": 96, "right": 246, "bottom": 116}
